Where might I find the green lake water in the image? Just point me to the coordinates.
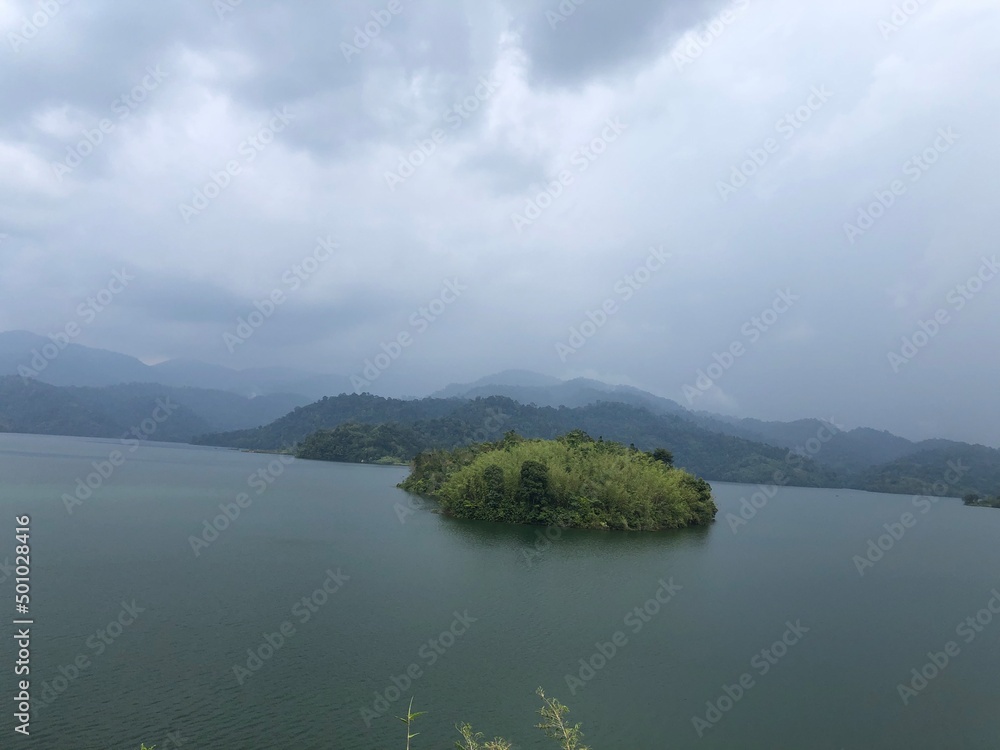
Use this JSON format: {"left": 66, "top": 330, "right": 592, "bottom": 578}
{"left": 0, "top": 433, "right": 997, "bottom": 748}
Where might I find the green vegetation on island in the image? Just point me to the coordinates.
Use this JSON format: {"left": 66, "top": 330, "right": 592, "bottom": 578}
{"left": 399, "top": 430, "right": 716, "bottom": 531}
{"left": 963, "top": 492, "right": 1000, "bottom": 509}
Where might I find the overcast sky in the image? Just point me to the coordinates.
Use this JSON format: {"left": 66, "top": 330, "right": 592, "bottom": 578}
{"left": 1, "top": 0, "right": 997, "bottom": 446}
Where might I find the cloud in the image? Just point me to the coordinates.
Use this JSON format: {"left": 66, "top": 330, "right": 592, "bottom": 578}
{"left": 0, "top": 0, "right": 998, "bottom": 445}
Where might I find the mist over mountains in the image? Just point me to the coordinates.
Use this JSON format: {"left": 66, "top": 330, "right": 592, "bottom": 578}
{"left": 0, "top": 330, "right": 346, "bottom": 399}
{"left": 1, "top": 330, "right": 997, "bottom": 498}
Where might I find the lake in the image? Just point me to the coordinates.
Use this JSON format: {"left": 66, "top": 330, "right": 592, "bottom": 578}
{"left": 0, "top": 433, "right": 998, "bottom": 748}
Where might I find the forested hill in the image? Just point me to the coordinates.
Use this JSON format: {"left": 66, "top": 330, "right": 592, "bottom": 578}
{"left": 854, "top": 442, "right": 1000, "bottom": 498}
{"left": 4, "top": 375, "right": 997, "bottom": 497}
{"left": 195, "top": 393, "right": 840, "bottom": 487}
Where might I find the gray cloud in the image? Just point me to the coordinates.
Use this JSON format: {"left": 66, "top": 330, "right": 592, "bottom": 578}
{"left": 1, "top": 0, "right": 998, "bottom": 446}
{"left": 505, "top": 0, "right": 725, "bottom": 84}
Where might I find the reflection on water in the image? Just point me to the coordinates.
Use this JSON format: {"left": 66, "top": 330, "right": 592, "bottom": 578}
{"left": 1, "top": 435, "right": 998, "bottom": 750}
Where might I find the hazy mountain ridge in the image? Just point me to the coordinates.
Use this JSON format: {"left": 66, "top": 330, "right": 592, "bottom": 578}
{"left": 413, "top": 372, "right": 1000, "bottom": 494}
{"left": 440, "top": 378, "right": 689, "bottom": 416}
{"left": 431, "top": 369, "right": 563, "bottom": 398}
{"left": 0, "top": 330, "right": 346, "bottom": 399}
{"left": 194, "top": 393, "right": 842, "bottom": 488}
{"left": 0, "top": 376, "right": 310, "bottom": 442}
{"left": 2, "top": 338, "right": 996, "bottom": 496}
{"left": 854, "top": 443, "right": 1000, "bottom": 498}
{"left": 438, "top": 373, "right": 997, "bottom": 473}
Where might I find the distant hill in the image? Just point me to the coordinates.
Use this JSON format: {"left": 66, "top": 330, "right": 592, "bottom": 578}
{"left": 0, "top": 330, "right": 152, "bottom": 387}
{"left": 5, "top": 334, "right": 988, "bottom": 477}
{"left": 687, "top": 413, "right": 995, "bottom": 483}
{"left": 431, "top": 369, "right": 563, "bottom": 399}
{"left": 854, "top": 443, "right": 1000, "bottom": 498}
{"left": 0, "top": 376, "right": 310, "bottom": 442}
{"left": 147, "top": 359, "right": 348, "bottom": 400}
{"left": 0, "top": 330, "right": 345, "bottom": 399}
{"left": 195, "top": 373, "right": 1000, "bottom": 497}
{"left": 426, "top": 370, "right": 960, "bottom": 476}
{"left": 689, "top": 415, "right": 922, "bottom": 473}
{"left": 4, "top": 367, "right": 999, "bottom": 498}
{"left": 447, "top": 378, "right": 689, "bottom": 416}
{"left": 433, "top": 371, "right": 700, "bottom": 415}
{"left": 0, "top": 377, "right": 209, "bottom": 440}
{"left": 0, "top": 377, "right": 131, "bottom": 438}
{"left": 4, "top": 350, "right": 997, "bottom": 498}
{"left": 195, "top": 393, "right": 841, "bottom": 488}
{"left": 193, "top": 392, "right": 468, "bottom": 450}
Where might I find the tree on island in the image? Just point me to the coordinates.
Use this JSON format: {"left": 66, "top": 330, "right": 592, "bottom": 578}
{"left": 651, "top": 447, "right": 674, "bottom": 467}
{"left": 517, "top": 459, "right": 557, "bottom": 523}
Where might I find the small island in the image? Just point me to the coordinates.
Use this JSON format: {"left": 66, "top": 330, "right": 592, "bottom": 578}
{"left": 398, "top": 430, "right": 717, "bottom": 531}
{"left": 963, "top": 493, "right": 1000, "bottom": 509}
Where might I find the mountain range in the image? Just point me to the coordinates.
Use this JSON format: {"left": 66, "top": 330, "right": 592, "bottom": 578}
{"left": 0, "top": 377, "right": 310, "bottom": 442}
{"left": 1, "top": 331, "right": 997, "bottom": 497}
{"left": 0, "top": 330, "right": 347, "bottom": 399}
